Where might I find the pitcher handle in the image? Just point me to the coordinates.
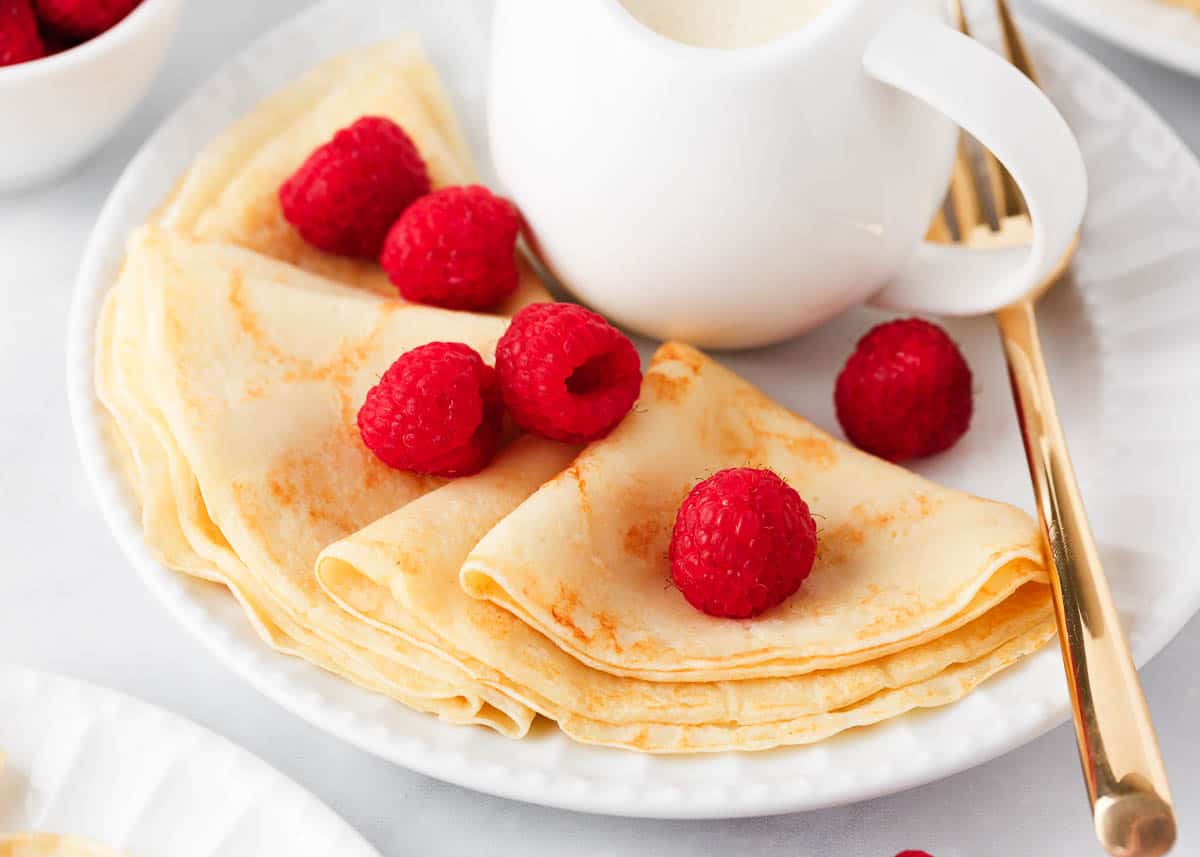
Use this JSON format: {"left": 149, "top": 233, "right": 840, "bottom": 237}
{"left": 862, "top": 9, "right": 1086, "bottom": 314}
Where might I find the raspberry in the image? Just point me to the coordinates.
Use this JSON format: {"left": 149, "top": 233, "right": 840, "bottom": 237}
{"left": 669, "top": 468, "right": 817, "bottom": 619}
{"left": 33, "top": 0, "right": 139, "bottom": 39}
{"left": 1, "top": 0, "right": 43, "bottom": 66}
{"left": 894, "top": 852, "right": 934, "bottom": 857}
{"left": 357, "top": 342, "right": 502, "bottom": 477}
{"left": 495, "top": 303, "right": 642, "bottom": 443}
{"left": 835, "top": 318, "right": 973, "bottom": 462}
{"left": 381, "top": 185, "right": 520, "bottom": 311}
{"left": 280, "top": 116, "right": 430, "bottom": 259}
{"left": 40, "top": 27, "right": 75, "bottom": 54}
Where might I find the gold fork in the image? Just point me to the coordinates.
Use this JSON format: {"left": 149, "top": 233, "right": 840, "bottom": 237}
{"left": 937, "top": 3, "right": 1176, "bottom": 855}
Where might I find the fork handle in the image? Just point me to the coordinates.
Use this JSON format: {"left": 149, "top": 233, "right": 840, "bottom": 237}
{"left": 996, "top": 300, "right": 1176, "bottom": 857}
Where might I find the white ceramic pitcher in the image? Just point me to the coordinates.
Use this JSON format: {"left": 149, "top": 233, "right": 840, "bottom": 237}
{"left": 489, "top": 0, "right": 1086, "bottom": 348}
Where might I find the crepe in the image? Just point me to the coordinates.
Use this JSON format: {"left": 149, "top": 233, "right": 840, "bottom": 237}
{"left": 159, "top": 38, "right": 548, "bottom": 311}
{"left": 0, "top": 835, "right": 129, "bottom": 857}
{"left": 461, "top": 344, "right": 1049, "bottom": 682}
{"left": 315, "top": 349, "right": 1053, "bottom": 752}
{"left": 96, "top": 227, "right": 535, "bottom": 735}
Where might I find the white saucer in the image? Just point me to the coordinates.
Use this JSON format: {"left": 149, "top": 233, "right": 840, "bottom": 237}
{"left": 66, "top": 0, "right": 1200, "bottom": 818}
{"left": 1033, "top": 0, "right": 1200, "bottom": 78}
{"left": 0, "top": 666, "right": 380, "bottom": 857}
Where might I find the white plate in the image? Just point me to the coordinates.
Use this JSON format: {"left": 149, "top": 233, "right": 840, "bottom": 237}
{"left": 0, "top": 666, "right": 380, "bottom": 857}
{"left": 67, "top": 0, "right": 1200, "bottom": 818}
{"left": 1033, "top": 0, "right": 1200, "bottom": 77}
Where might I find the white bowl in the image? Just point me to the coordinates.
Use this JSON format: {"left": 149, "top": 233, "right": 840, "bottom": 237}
{"left": 0, "top": 0, "right": 185, "bottom": 193}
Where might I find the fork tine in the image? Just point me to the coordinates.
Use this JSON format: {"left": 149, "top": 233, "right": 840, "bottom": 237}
{"left": 995, "top": 0, "right": 1040, "bottom": 86}
{"left": 949, "top": 0, "right": 1028, "bottom": 224}
{"left": 990, "top": 0, "right": 1036, "bottom": 218}
{"left": 982, "top": 144, "right": 1020, "bottom": 220}
{"left": 926, "top": 208, "right": 953, "bottom": 243}
{"left": 948, "top": 0, "right": 968, "bottom": 32}
{"left": 947, "top": 142, "right": 989, "bottom": 237}
{"left": 942, "top": 0, "right": 991, "bottom": 238}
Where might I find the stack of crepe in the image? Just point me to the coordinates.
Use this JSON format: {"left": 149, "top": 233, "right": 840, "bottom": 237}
{"left": 95, "top": 39, "right": 1055, "bottom": 753}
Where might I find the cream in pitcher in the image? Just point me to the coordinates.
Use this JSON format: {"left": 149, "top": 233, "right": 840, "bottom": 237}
{"left": 617, "top": 0, "right": 834, "bottom": 49}
{"left": 489, "top": 0, "right": 1087, "bottom": 348}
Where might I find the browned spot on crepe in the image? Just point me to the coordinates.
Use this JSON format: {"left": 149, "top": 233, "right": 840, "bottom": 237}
{"left": 267, "top": 475, "right": 299, "bottom": 508}
{"left": 817, "top": 521, "right": 866, "bottom": 566}
{"left": 855, "top": 595, "right": 927, "bottom": 638}
{"left": 623, "top": 518, "right": 664, "bottom": 561}
{"left": 850, "top": 494, "right": 942, "bottom": 539}
{"left": 550, "top": 582, "right": 590, "bottom": 643}
{"left": 216, "top": 190, "right": 395, "bottom": 296}
{"left": 627, "top": 635, "right": 671, "bottom": 660}
{"left": 718, "top": 420, "right": 763, "bottom": 463}
{"left": 783, "top": 434, "right": 836, "bottom": 468}
{"left": 653, "top": 342, "right": 704, "bottom": 375}
{"left": 228, "top": 481, "right": 284, "bottom": 569}
{"left": 595, "top": 611, "right": 623, "bottom": 653}
{"left": 565, "top": 461, "right": 591, "bottom": 518}
{"left": 228, "top": 268, "right": 405, "bottom": 387}
{"left": 734, "top": 413, "right": 839, "bottom": 470}
{"left": 227, "top": 271, "right": 293, "bottom": 367}
{"left": 268, "top": 457, "right": 358, "bottom": 536}
{"left": 645, "top": 370, "right": 692, "bottom": 404}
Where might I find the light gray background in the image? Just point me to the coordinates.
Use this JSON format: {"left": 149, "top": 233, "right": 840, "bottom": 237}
{"left": 1, "top": 2, "right": 1196, "bottom": 855}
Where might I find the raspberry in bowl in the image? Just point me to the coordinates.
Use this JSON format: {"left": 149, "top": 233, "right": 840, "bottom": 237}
{"left": 0, "top": 0, "right": 183, "bottom": 191}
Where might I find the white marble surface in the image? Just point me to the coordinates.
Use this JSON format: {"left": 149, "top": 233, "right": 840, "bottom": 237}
{"left": 0, "top": 2, "right": 1196, "bottom": 855}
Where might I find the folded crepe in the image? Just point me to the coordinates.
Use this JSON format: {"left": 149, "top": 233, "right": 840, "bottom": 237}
{"left": 461, "top": 343, "right": 1050, "bottom": 681}
{"left": 158, "top": 38, "right": 548, "bottom": 311}
{"left": 97, "top": 227, "right": 535, "bottom": 735}
{"left": 0, "top": 835, "right": 129, "bottom": 857}
{"left": 315, "top": 347, "right": 1054, "bottom": 752}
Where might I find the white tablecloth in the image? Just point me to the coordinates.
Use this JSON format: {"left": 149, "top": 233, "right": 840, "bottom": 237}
{"left": 1, "top": 2, "right": 1196, "bottom": 855}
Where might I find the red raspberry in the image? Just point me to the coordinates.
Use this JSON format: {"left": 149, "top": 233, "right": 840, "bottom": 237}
{"left": 381, "top": 185, "right": 520, "bottom": 311}
{"left": 40, "top": 27, "right": 75, "bottom": 54}
{"left": 1, "top": 0, "right": 43, "bottom": 66}
{"left": 669, "top": 468, "right": 817, "bottom": 619}
{"left": 33, "top": 0, "right": 139, "bottom": 39}
{"left": 280, "top": 116, "right": 430, "bottom": 259}
{"left": 357, "top": 342, "right": 502, "bottom": 477}
{"left": 835, "top": 318, "right": 973, "bottom": 462}
{"left": 894, "top": 852, "right": 934, "bottom": 857}
{"left": 495, "top": 302, "right": 642, "bottom": 443}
